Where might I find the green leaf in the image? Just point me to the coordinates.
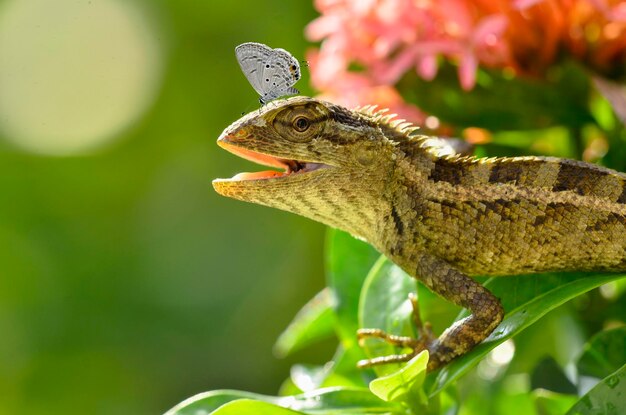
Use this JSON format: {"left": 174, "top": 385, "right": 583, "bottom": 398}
{"left": 566, "top": 364, "right": 626, "bottom": 415}
{"left": 590, "top": 84, "right": 618, "bottom": 131}
{"left": 165, "top": 390, "right": 280, "bottom": 415}
{"left": 530, "top": 356, "right": 577, "bottom": 395}
{"left": 429, "top": 273, "right": 626, "bottom": 397}
{"left": 400, "top": 60, "right": 593, "bottom": 131}
{"left": 212, "top": 399, "right": 305, "bottom": 415}
{"left": 369, "top": 351, "right": 429, "bottom": 404}
{"left": 486, "top": 127, "right": 573, "bottom": 158}
{"left": 278, "top": 376, "right": 303, "bottom": 397}
{"left": 284, "top": 387, "right": 403, "bottom": 414}
{"left": 533, "top": 389, "right": 578, "bottom": 415}
{"left": 415, "top": 279, "right": 461, "bottom": 333}
{"left": 320, "top": 345, "right": 375, "bottom": 389}
{"left": 494, "top": 392, "right": 536, "bottom": 415}
{"left": 325, "top": 229, "right": 379, "bottom": 347}
{"left": 288, "top": 359, "right": 368, "bottom": 392}
{"left": 577, "top": 327, "right": 626, "bottom": 380}
{"left": 607, "top": 278, "right": 626, "bottom": 298}
{"left": 274, "top": 288, "right": 335, "bottom": 357}
{"left": 166, "top": 387, "right": 402, "bottom": 415}
{"left": 289, "top": 364, "right": 331, "bottom": 392}
{"left": 358, "top": 256, "right": 417, "bottom": 376}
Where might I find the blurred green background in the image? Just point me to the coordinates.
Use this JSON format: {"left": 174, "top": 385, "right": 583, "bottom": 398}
{"left": 0, "top": 1, "right": 329, "bottom": 414}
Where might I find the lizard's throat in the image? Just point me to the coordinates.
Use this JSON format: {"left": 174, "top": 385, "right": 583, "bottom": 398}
{"left": 212, "top": 138, "right": 380, "bottom": 241}
{"left": 214, "top": 170, "right": 381, "bottom": 244}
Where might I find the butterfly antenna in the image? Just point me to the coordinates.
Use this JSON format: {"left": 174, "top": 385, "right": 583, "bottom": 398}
{"left": 238, "top": 100, "right": 257, "bottom": 116}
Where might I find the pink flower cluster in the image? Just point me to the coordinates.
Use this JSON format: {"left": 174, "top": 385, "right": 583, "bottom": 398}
{"left": 305, "top": 0, "right": 626, "bottom": 121}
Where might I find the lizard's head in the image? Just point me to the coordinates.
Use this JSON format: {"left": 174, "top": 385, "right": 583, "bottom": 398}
{"left": 212, "top": 96, "right": 405, "bottom": 240}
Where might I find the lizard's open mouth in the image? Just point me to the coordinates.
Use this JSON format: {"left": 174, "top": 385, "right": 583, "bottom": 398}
{"left": 216, "top": 139, "right": 329, "bottom": 181}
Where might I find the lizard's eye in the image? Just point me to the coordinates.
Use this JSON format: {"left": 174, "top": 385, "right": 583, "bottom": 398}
{"left": 293, "top": 116, "right": 310, "bottom": 132}
{"left": 273, "top": 105, "right": 323, "bottom": 142}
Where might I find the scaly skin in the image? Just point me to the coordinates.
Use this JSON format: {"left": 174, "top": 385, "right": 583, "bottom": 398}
{"left": 213, "top": 96, "right": 626, "bottom": 371}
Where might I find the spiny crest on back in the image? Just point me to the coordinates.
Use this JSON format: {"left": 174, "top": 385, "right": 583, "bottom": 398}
{"left": 353, "top": 104, "right": 422, "bottom": 141}
{"left": 352, "top": 102, "right": 475, "bottom": 159}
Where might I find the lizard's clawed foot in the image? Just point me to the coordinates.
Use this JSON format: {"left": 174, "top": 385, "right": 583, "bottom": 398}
{"left": 356, "top": 293, "right": 436, "bottom": 368}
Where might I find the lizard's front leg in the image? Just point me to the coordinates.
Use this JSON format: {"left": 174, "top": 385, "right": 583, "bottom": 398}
{"left": 418, "top": 254, "right": 504, "bottom": 369}
{"left": 359, "top": 253, "right": 504, "bottom": 371}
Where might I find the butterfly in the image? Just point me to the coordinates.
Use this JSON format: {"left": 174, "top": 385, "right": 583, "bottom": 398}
{"left": 235, "top": 42, "right": 301, "bottom": 104}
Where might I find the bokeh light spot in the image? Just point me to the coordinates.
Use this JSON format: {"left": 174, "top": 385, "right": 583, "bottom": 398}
{"left": 477, "top": 339, "right": 516, "bottom": 380}
{"left": 0, "top": 0, "right": 163, "bottom": 155}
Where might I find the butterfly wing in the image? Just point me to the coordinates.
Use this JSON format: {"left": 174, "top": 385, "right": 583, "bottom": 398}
{"left": 235, "top": 42, "right": 273, "bottom": 96}
{"left": 259, "top": 48, "right": 301, "bottom": 103}
{"left": 260, "top": 87, "right": 299, "bottom": 104}
{"left": 267, "top": 48, "right": 300, "bottom": 85}
{"left": 236, "top": 42, "right": 302, "bottom": 104}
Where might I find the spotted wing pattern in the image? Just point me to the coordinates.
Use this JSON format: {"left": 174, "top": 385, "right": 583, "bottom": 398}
{"left": 235, "top": 42, "right": 301, "bottom": 104}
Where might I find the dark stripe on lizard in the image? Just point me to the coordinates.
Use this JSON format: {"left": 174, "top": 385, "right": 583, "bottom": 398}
{"left": 618, "top": 183, "right": 626, "bottom": 204}
{"left": 552, "top": 161, "right": 608, "bottom": 195}
{"left": 586, "top": 212, "right": 626, "bottom": 232}
{"left": 488, "top": 162, "right": 524, "bottom": 184}
{"left": 390, "top": 205, "right": 404, "bottom": 236}
{"left": 429, "top": 158, "right": 465, "bottom": 185}
{"left": 329, "top": 105, "right": 374, "bottom": 129}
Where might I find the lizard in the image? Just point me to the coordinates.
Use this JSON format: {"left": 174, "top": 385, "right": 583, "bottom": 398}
{"left": 212, "top": 96, "right": 626, "bottom": 371}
